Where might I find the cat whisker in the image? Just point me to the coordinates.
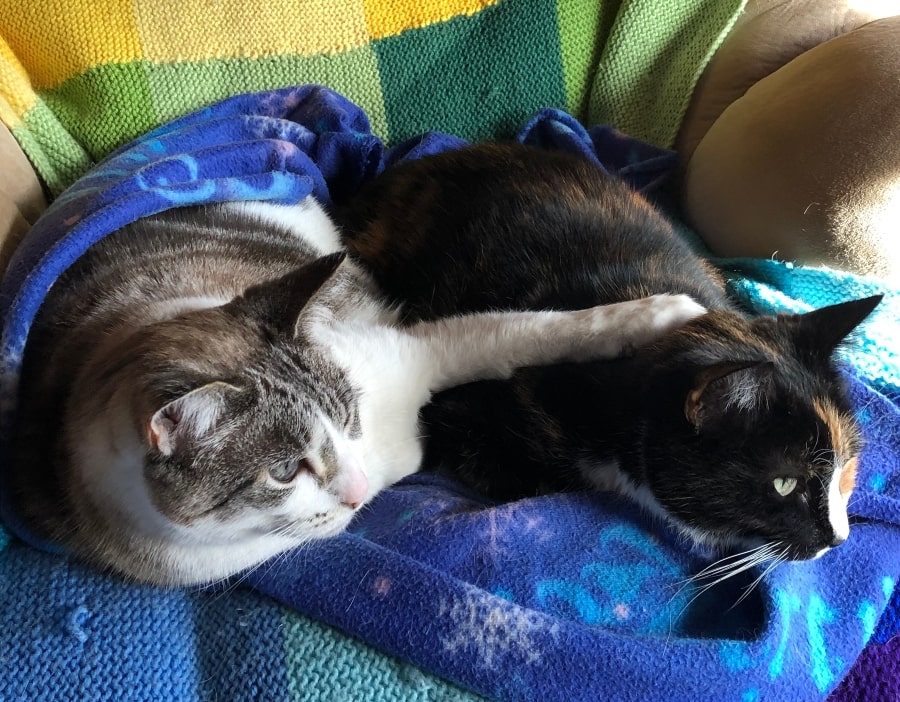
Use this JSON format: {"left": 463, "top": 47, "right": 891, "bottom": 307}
{"left": 812, "top": 471, "right": 828, "bottom": 495}
{"left": 667, "top": 542, "right": 782, "bottom": 628}
{"left": 728, "top": 544, "right": 789, "bottom": 611}
{"left": 675, "top": 542, "right": 780, "bottom": 586}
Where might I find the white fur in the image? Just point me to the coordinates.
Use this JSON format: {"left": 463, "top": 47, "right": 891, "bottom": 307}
{"left": 74, "top": 389, "right": 186, "bottom": 543}
{"left": 144, "top": 295, "right": 231, "bottom": 320}
{"left": 827, "top": 463, "right": 851, "bottom": 544}
{"left": 724, "top": 372, "right": 764, "bottom": 412}
{"left": 312, "top": 322, "right": 432, "bottom": 496}
{"left": 316, "top": 295, "right": 707, "bottom": 500}
{"left": 224, "top": 200, "right": 344, "bottom": 254}
{"left": 577, "top": 456, "right": 686, "bottom": 535}
{"left": 577, "top": 456, "right": 736, "bottom": 551}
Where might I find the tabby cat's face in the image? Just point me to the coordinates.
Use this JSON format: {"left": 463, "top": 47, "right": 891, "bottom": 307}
{"left": 69, "top": 254, "right": 371, "bottom": 581}
{"left": 140, "top": 343, "right": 368, "bottom": 549}
{"left": 637, "top": 297, "right": 878, "bottom": 560}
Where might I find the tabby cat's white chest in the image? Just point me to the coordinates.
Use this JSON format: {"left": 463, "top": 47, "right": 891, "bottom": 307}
{"left": 312, "top": 320, "right": 432, "bottom": 494}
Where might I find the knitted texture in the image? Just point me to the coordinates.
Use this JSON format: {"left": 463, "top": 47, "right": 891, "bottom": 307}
{"left": 0, "top": 0, "right": 745, "bottom": 195}
{"left": 1, "top": 87, "right": 898, "bottom": 701}
{"left": 589, "top": 0, "right": 745, "bottom": 148}
{"left": 722, "top": 259, "right": 900, "bottom": 400}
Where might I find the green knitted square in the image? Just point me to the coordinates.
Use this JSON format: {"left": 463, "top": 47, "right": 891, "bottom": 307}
{"left": 555, "top": 0, "right": 614, "bottom": 120}
{"left": 373, "top": 0, "right": 566, "bottom": 145}
{"left": 41, "top": 61, "right": 156, "bottom": 161}
{"left": 144, "top": 49, "right": 389, "bottom": 142}
{"left": 588, "top": 0, "right": 746, "bottom": 147}
{"left": 14, "top": 102, "right": 93, "bottom": 196}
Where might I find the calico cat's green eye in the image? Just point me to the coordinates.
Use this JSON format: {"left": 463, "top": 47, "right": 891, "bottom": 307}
{"left": 269, "top": 458, "right": 312, "bottom": 483}
{"left": 773, "top": 477, "right": 798, "bottom": 497}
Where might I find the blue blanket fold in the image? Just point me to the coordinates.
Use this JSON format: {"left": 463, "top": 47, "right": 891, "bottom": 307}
{"left": 2, "top": 85, "right": 899, "bottom": 702}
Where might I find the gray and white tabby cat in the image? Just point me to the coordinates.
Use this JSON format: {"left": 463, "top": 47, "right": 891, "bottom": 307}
{"left": 10, "top": 197, "right": 704, "bottom": 586}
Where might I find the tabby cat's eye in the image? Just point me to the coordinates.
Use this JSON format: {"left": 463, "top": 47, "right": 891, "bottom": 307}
{"left": 269, "top": 458, "right": 312, "bottom": 483}
{"left": 773, "top": 477, "right": 798, "bottom": 497}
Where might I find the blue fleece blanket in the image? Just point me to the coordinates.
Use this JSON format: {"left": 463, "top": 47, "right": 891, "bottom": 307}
{"left": 1, "top": 86, "right": 899, "bottom": 702}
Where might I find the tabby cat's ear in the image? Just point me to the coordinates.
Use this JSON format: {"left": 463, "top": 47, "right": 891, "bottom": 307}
{"left": 148, "top": 382, "right": 241, "bottom": 456}
{"left": 684, "top": 361, "right": 774, "bottom": 432}
{"left": 785, "top": 295, "right": 882, "bottom": 358}
{"left": 229, "top": 252, "right": 346, "bottom": 337}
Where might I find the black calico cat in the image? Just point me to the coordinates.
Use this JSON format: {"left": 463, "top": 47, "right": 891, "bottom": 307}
{"left": 338, "top": 143, "right": 881, "bottom": 561}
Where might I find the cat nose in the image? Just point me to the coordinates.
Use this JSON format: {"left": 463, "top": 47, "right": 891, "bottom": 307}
{"left": 830, "top": 533, "right": 847, "bottom": 548}
{"left": 331, "top": 453, "right": 369, "bottom": 510}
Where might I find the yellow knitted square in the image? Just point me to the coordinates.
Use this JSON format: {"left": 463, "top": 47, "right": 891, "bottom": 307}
{"left": 135, "top": 0, "right": 370, "bottom": 62}
{"left": 0, "top": 0, "right": 142, "bottom": 88}
{"left": 0, "top": 39, "right": 36, "bottom": 123}
{"left": 363, "top": 0, "right": 500, "bottom": 40}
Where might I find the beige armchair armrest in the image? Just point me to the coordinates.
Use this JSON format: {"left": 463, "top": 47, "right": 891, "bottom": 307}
{"left": 679, "top": 2, "right": 900, "bottom": 279}
{"left": 0, "top": 122, "right": 47, "bottom": 274}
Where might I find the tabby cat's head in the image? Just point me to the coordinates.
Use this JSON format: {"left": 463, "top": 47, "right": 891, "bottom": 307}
{"left": 637, "top": 296, "right": 880, "bottom": 561}
{"left": 67, "top": 253, "right": 369, "bottom": 585}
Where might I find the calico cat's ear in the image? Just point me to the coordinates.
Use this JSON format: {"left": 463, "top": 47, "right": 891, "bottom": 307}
{"left": 148, "top": 381, "right": 241, "bottom": 456}
{"left": 685, "top": 361, "right": 774, "bottom": 432}
{"left": 784, "top": 295, "right": 882, "bottom": 357}
{"left": 230, "top": 252, "right": 346, "bottom": 337}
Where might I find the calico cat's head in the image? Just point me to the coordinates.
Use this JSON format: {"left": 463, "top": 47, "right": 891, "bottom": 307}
{"left": 66, "top": 253, "right": 370, "bottom": 585}
{"left": 635, "top": 295, "right": 881, "bottom": 561}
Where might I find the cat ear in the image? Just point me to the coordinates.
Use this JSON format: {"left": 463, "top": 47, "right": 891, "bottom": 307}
{"left": 684, "top": 361, "right": 774, "bottom": 432}
{"left": 148, "top": 381, "right": 240, "bottom": 456}
{"left": 231, "top": 252, "right": 346, "bottom": 337}
{"left": 784, "top": 295, "right": 882, "bottom": 357}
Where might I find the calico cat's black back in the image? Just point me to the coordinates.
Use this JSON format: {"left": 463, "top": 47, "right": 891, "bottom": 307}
{"left": 339, "top": 143, "right": 880, "bottom": 561}
{"left": 341, "top": 144, "right": 729, "bottom": 317}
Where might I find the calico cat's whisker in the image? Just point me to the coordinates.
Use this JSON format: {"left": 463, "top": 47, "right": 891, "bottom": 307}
{"left": 847, "top": 494, "right": 864, "bottom": 511}
{"left": 666, "top": 543, "right": 778, "bottom": 612}
{"left": 728, "top": 544, "right": 788, "bottom": 611}
{"left": 810, "top": 446, "right": 836, "bottom": 468}
{"left": 677, "top": 545, "right": 778, "bottom": 613}
{"left": 679, "top": 543, "right": 779, "bottom": 584}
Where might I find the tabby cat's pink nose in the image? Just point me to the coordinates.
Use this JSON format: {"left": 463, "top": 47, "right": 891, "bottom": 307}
{"left": 332, "top": 454, "right": 369, "bottom": 509}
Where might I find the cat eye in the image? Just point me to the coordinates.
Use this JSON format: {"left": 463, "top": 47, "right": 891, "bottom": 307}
{"left": 773, "top": 477, "right": 798, "bottom": 497}
{"left": 268, "top": 458, "right": 313, "bottom": 484}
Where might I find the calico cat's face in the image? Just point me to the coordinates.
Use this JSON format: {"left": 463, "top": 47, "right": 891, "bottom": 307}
{"left": 68, "top": 254, "right": 370, "bottom": 582}
{"left": 636, "top": 296, "right": 880, "bottom": 560}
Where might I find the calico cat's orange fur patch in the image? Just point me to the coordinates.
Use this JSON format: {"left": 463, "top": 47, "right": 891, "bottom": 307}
{"left": 813, "top": 397, "right": 861, "bottom": 497}
{"left": 840, "top": 457, "right": 859, "bottom": 497}
{"left": 813, "top": 397, "right": 858, "bottom": 460}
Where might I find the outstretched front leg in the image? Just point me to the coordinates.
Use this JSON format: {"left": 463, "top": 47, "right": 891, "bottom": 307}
{"left": 324, "top": 294, "right": 704, "bottom": 493}
{"left": 407, "top": 294, "right": 706, "bottom": 393}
